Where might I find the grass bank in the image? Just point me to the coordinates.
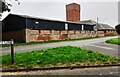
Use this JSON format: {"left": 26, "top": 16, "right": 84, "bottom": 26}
{"left": 106, "top": 38, "right": 120, "bottom": 45}
{"left": 2, "top": 46, "right": 119, "bottom": 69}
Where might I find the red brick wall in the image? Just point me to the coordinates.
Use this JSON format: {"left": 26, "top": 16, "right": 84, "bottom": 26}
{"left": 97, "top": 31, "right": 105, "bottom": 37}
{"left": 104, "top": 30, "right": 118, "bottom": 36}
{"left": 66, "top": 3, "right": 80, "bottom": 22}
{"left": 26, "top": 29, "right": 99, "bottom": 42}
{"left": 2, "top": 29, "right": 117, "bottom": 43}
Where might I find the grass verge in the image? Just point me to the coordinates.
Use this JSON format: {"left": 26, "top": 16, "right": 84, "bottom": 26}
{"left": 106, "top": 38, "right": 120, "bottom": 45}
{"left": 1, "top": 46, "right": 119, "bottom": 69}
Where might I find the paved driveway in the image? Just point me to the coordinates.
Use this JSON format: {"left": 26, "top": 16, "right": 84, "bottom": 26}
{"left": 1, "top": 36, "right": 119, "bottom": 57}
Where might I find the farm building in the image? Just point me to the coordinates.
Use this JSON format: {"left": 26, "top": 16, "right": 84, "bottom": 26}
{"left": 2, "top": 14, "right": 97, "bottom": 42}
{"left": 95, "top": 24, "right": 117, "bottom": 36}
{"left": 2, "top": 3, "right": 117, "bottom": 42}
{"left": 80, "top": 20, "right": 117, "bottom": 36}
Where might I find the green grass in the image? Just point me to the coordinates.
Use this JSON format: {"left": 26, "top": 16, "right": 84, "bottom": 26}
{"left": 1, "top": 46, "right": 119, "bottom": 69}
{"left": 106, "top": 38, "right": 120, "bottom": 45}
{"left": 2, "top": 36, "right": 102, "bottom": 47}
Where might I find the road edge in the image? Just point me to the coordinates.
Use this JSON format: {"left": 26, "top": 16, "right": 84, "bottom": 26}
{"left": 1, "top": 63, "right": 120, "bottom": 72}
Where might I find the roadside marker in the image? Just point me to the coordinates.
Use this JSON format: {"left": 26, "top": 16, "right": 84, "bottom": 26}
{"left": 0, "top": 39, "right": 14, "bottom": 64}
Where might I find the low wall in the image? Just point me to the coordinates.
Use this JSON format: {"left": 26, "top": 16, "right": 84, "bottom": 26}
{"left": 97, "top": 31, "right": 105, "bottom": 37}
{"left": 105, "top": 30, "right": 118, "bottom": 36}
{"left": 26, "top": 29, "right": 99, "bottom": 42}
{"left": 3, "top": 29, "right": 116, "bottom": 43}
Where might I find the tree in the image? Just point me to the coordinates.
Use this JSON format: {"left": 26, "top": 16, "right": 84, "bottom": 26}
{"left": 115, "top": 24, "right": 120, "bottom": 34}
{"left": 1, "top": 0, "right": 20, "bottom": 13}
{"left": 1, "top": 1, "right": 11, "bottom": 13}
{"left": 0, "top": 0, "right": 20, "bottom": 19}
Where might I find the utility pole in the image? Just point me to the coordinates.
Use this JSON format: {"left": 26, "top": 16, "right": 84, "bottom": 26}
{"left": 97, "top": 17, "right": 99, "bottom": 31}
{"left": 96, "top": 18, "right": 99, "bottom": 36}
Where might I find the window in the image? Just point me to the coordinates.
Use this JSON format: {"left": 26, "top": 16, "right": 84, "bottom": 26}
{"left": 35, "top": 21, "right": 39, "bottom": 24}
{"left": 65, "top": 23, "right": 68, "bottom": 30}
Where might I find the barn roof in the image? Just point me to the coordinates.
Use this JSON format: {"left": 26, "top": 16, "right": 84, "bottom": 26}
{"left": 8, "top": 13, "right": 67, "bottom": 23}
{"left": 7, "top": 13, "right": 82, "bottom": 24}
{"left": 78, "top": 20, "right": 97, "bottom": 25}
{"left": 78, "top": 20, "right": 115, "bottom": 30}
{"left": 95, "top": 23, "right": 116, "bottom": 30}
{"left": 4, "top": 13, "right": 115, "bottom": 30}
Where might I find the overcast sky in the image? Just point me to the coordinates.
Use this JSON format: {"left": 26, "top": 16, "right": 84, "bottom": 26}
{"left": 1, "top": 0, "right": 119, "bottom": 27}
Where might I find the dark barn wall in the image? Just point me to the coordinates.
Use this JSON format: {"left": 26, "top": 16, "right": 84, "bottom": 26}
{"left": 84, "top": 25, "right": 94, "bottom": 31}
{"left": 2, "top": 14, "right": 26, "bottom": 42}
{"left": 27, "top": 19, "right": 65, "bottom": 30}
{"left": 2, "top": 14, "right": 26, "bottom": 32}
{"left": 68, "top": 23, "right": 82, "bottom": 30}
{"left": 2, "top": 29, "right": 26, "bottom": 42}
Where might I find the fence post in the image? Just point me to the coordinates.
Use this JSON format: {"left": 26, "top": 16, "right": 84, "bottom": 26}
{"left": 11, "top": 39, "right": 14, "bottom": 64}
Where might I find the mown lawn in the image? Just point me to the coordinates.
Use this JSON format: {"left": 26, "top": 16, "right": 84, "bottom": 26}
{"left": 1, "top": 46, "right": 119, "bottom": 69}
{"left": 106, "top": 38, "right": 120, "bottom": 45}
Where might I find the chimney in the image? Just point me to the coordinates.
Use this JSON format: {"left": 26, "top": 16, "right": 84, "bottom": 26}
{"left": 66, "top": 3, "right": 80, "bottom": 22}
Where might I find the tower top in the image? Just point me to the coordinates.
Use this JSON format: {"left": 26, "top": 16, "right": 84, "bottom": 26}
{"left": 66, "top": 3, "right": 80, "bottom": 22}
{"left": 66, "top": 3, "right": 80, "bottom": 6}
{"left": 66, "top": 3, "right": 80, "bottom": 11}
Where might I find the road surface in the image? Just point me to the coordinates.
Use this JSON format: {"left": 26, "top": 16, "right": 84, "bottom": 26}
{"left": 1, "top": 66, "right": 120, "bottom": 75}
{"left": 1, "top": 36, "right": 119, "bottom": 57}
{"left": 82, "top": 42, "right": 119, "bottom": 57}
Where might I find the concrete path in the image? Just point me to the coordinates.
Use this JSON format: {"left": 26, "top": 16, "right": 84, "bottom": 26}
{"left": 1, "top": 36, "right": 119, "bottom": 57}
{"left": 1, "top": 66, "right": 119, "bottom": 75}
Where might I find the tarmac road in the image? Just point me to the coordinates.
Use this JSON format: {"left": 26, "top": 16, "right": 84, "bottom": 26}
{"left": 82, "top": 42, "right": 119, "bottom": 57}
{"left": 1, "top": 66, "right": 120, "bottom": 75}
{"left": 1, "top": 36, "right": 119, "bottom": 57}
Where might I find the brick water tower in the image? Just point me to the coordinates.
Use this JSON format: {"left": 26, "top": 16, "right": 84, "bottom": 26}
{"left": 66, "top": 3, "right": 80, "bottom": 22}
